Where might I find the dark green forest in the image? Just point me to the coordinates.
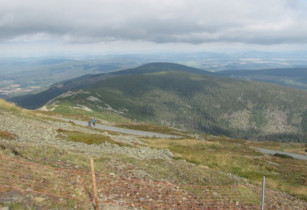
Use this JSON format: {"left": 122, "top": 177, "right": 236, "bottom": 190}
{"left": 52, "top": 68, "right": 307, "bottom": 142}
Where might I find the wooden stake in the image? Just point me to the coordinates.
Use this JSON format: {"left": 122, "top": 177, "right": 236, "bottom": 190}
{"left": 90, "top": 158, "right": 99, "bottom": 210}
{"left": 261, "top": 176, "right": 265, "bottom": 210}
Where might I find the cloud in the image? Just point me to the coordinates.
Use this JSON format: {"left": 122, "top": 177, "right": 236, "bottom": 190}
{"left": 0, "top": 0, "right": 307, "bottom": 47}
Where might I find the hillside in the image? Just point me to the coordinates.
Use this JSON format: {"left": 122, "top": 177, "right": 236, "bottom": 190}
{"left": 0, "top": 99, "right": 306, "bottom": 209}
{"left": 10, "top": 63, "right": 307, "bottom": 142}
{"left": 41, "top": 63, "right": 307, "bottom": 142}
{"left": 215, "top": 68, "right": 307, "bottom": 90}
{"left": 9, "top": 62, "right": 213, "bottom": 110}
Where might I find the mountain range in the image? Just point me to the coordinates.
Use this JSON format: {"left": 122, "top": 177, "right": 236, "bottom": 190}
{"left": 9, "top": 62, "right": 307, "bottom": 142}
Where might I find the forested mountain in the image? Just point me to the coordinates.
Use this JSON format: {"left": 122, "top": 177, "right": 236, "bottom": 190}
{"left": 9, "top": 63, "right": 212, "bottom": 109}
{"left": 10, "top": 63, "right": 307, "bottom": 142}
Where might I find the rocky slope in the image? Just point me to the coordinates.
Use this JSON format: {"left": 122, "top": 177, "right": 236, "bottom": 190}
{"left": 0, "top": 100, "right": 306, "bottom": 209}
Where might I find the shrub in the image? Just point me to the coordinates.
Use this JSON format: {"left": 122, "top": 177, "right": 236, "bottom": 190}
{"left": 273, "top": 153, "right": 293, "bottom": 159}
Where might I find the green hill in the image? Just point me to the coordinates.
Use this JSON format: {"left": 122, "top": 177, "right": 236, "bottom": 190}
{"left": 9, "top": 62, "right": 212, "bottom": 109}
{"left": 35, "top": 63, "right": 307, "bottom": 142}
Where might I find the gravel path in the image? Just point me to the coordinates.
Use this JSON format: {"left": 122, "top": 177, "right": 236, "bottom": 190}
{"left": 56, "top": 117, "right": 181, "bottom": 139}
{"left": 256, "top": 148, "right": 307, "bottom": 161}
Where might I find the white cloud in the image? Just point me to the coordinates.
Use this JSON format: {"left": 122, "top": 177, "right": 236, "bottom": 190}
{"left": 0, "top": 0, "right": 306, "bottom": 55}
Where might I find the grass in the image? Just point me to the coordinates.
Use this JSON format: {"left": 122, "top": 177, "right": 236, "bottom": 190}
{"left": 0, "top": 141, "right": 237, "bottom": 205}
{"left": 0, "top": 137, "right": 241, "bottom": 186}
{"left": 0, "top": 141, "right": 102, "bottom": 171}
{"left": 0, "top": 99, "right": 21, "bottom": 112}
{"left": 57, "top": 128, "right": 132, "bottom": 147}
{"left": 116, "top": 123, "right": 187, "bottom": 136}
{"left": 0, "top": 99, "right": 62, "bottom": 125}
{"left": 6, "top": 203, "right": 24, "bottom": 210}
{"left": 0, "top": 130, "right": 18, "bottom": 140}
{"left": 145, "top": 137, "right": 307, "bottom": 198}
{"left": 1, "top": 133, "right": 305, "bottom": 208}
{"left": 0, "top": 147, "right": 93, "bottom": 209}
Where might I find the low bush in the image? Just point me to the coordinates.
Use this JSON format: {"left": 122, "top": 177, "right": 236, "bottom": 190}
{"left": 273, "top": 153, "right": 294, "bottom": 159}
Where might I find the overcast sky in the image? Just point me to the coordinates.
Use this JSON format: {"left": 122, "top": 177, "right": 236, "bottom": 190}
{"left": 1, "top": 0, "right": 307, "bottom": 57}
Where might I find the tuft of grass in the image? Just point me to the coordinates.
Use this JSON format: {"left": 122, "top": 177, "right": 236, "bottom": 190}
{"left": 0, "top": 99, "right": 20, "bottom": 111}
{"left": 0, "top": 99, "right": 33, "bottom": 116}
{"left": 8, "top": 202, "right": 24, "bottom": 210}
{"left": 57, "top": 129, "right": 131, "bottom": 147}
{"left": 0, "top": 130, "right": 18, "bottom": 140}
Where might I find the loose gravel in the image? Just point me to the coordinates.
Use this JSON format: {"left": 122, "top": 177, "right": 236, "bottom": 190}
{"left": 0, "top": 110, "right": 173, "bottom": 160}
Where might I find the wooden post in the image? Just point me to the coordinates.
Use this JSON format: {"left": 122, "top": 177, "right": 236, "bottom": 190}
{"left": 261, "top": 176, "right": 265, "bottom": 210}
{"left": 90, "top": 158, "right": 99, "bottom": 210}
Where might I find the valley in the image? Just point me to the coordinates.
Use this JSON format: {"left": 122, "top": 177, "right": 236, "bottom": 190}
{"left": 0, "top": 57, "right": 133, "bottom": 98}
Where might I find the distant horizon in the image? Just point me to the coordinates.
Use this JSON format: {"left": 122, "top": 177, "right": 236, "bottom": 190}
{"left": 1, "top": 51, "right": 307, "bottom": 74}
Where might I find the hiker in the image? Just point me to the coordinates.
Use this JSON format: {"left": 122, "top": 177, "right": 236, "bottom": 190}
{"left": 92, "top": 118, "right": 96, "bottom": 126}
{"left": 88, "top": 120, "right": 92, "bottom": 128}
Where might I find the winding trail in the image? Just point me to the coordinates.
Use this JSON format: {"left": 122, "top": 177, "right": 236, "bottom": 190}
{"left": 56, "top": 117, "right": 181, "bottom": 139}
{"left": 256, "top": 148, "right": 307, "bottom": 161}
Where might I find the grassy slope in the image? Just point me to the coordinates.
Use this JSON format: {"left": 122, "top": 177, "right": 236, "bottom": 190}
{"left": 146, "top": 137, "right": 307, "bottom": 198}
{"left": 0, "top": 99, "right": 306, "bottom": 208}
{"left": 49, "top": 71, "right": 307, "bottom": 142}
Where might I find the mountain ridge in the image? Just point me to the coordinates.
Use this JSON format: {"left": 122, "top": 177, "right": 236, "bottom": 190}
{"left": 9, "top": 62, "right": 211, "bottom": 109}
{"left": 8, "top": 62, "right": 307, "bottom": 141}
